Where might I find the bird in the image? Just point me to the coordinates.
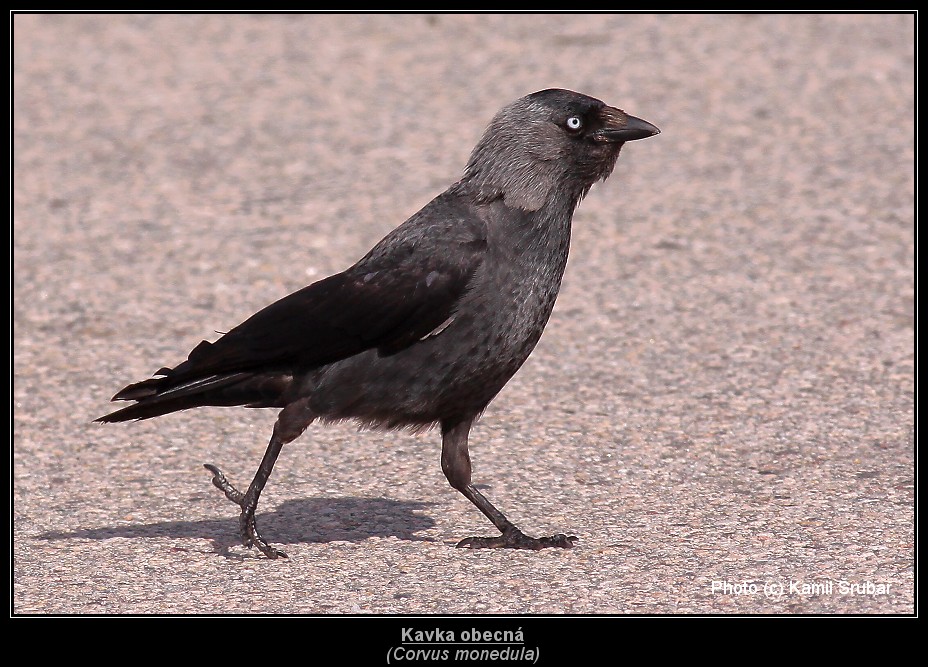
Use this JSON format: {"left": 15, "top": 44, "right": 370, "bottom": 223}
{"left": 97, "top": 89, "right": 659, "bottom": 559}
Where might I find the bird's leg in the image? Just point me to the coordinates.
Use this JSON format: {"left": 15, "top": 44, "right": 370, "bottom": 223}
{"left": 204, "top": 398, "right": 315, "bottom": 559}
{"left": 204, "top": 433, "right": 287, "bottom": 559}
{"left": 441, "top": 419, "right": 577, "bottom": 550}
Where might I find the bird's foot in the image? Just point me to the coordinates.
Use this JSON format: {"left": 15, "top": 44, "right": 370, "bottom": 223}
{"left": 238, "top": 506, "right": 288, "bottom": 560}
{"left": 204, "top": 463, "right": 245, "bottom": 504}
{"left": 456, "top": 526, "right": 577, "bottom": 550}
{"left": 204, "top": 463, "right": 288, "bottom": 559}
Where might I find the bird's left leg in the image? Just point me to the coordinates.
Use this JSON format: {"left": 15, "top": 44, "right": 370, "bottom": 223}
{"left": 204, "top": 398, "right": 315, "bottom": 559}
{"left": 441, "top": 418, "right": 577, "bottom": 550}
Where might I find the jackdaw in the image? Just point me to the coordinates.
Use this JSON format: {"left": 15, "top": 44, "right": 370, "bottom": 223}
{"left": 97, "top": 89, "right": 659, "bottom": 558}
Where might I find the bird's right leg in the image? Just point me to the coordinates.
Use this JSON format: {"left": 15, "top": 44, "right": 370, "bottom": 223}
{"left": 204, "top": 398, "right": 315, "bottom": 559}
{"left": 441, "top": 418, "right": 577, "bottom": 550}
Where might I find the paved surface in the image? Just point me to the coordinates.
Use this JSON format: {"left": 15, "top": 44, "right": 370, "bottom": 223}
{"left": 14, "top": 14, "right": 913, "bottom": 617}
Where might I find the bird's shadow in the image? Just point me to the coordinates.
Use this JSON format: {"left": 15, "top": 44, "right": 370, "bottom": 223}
{"left": 36, "top": 497, "right": 438, "bottom": 560}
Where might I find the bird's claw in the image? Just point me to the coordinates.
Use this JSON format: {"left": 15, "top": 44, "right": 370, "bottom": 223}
{"left": 456, "top": 527, "right": 577, "bottom": 550}
{"left": 204, "top": 463, "right": 246, "bottom": 505}
{"left": 204, "top": 463, "right": 287, "bottom": 559}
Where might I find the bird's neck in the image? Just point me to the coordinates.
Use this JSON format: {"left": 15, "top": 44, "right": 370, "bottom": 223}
{"left": 452, "top": 167, "right": 587, "bottom": 215}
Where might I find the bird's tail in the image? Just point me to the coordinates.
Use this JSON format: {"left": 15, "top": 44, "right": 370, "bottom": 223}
{"left": 95, "top": 370, "right": 291, "bottom": 423}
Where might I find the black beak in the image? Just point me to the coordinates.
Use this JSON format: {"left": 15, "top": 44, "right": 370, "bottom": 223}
{"left": 595, "top": 108, "right": 660, "bottom": 143}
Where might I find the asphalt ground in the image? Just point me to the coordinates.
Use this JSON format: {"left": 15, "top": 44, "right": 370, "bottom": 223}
{"left": 13, "top": 14, "right": 914, "bottom": 621}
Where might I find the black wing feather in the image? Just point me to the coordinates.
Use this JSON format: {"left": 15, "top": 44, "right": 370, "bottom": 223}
{"left": 180, "top": 250, "right": 480, "bottom": 376}
{"left": 115, "top": 201, "right": 487, "bottom": 393}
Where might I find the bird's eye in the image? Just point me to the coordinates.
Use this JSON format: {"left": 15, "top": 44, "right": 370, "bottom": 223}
{"left": 565, "top": 116, "right": 583, "bottom": 132}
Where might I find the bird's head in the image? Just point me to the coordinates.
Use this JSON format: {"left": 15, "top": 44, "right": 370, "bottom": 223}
{"left": 462, "top": 89, "right": 659, "bottom": 211}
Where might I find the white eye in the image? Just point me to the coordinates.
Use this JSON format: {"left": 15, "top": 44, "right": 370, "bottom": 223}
{"left": 565, "top": 116, "right": 583, "bottom": 131}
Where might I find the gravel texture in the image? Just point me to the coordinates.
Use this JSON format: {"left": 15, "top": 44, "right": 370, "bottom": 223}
{"left": 13, "top": 14, "right": 914, "bottom": 617}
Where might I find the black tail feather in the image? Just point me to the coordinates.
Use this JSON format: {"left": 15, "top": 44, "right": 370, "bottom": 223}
{"left": 96, "top": 371, "right": 292, "bottom": 423}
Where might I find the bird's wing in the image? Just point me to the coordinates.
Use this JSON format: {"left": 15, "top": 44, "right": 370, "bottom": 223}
{"left": 135, "top": 211, "right": 488, "bottom": 388}
{"left": 197, "top": 247, "right": 483, "bottom": 372}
